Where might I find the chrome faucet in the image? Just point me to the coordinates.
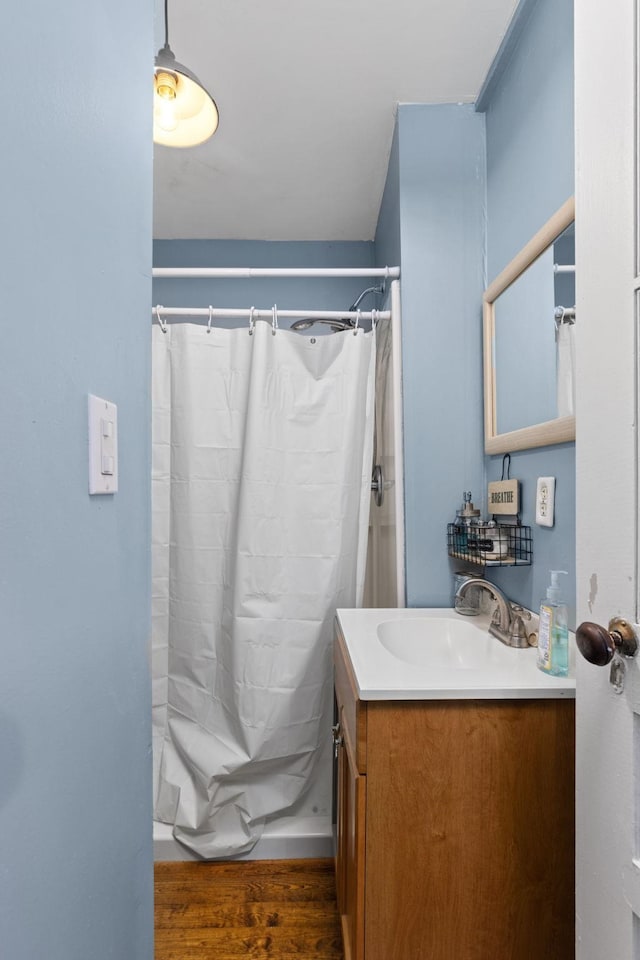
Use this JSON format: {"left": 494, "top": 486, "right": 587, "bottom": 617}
{"left": 454, "top": 577, "right": 530, "bottom": 648}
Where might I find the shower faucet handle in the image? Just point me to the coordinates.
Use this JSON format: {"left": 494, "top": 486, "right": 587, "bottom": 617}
{"left": 332, "top": 722, "right": 344, "bottom": 759}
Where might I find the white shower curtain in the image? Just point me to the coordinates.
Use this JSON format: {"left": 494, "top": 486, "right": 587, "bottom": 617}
{"left": 151, "top": 320, "right": 375, "bottom": 858}
{"left": 556, "top": 319, "right": 576, "bottom": 418}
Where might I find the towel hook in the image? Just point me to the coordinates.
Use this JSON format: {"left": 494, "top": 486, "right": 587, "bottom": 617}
{"left": 156, "top": 305, "right": 167, "bottom": 334}
{"left": 207, "top": 305, "right": 214, "bottom": 334}
{"left": 271, "top": 304, "right": 278, "bottom": 336}
{"left": 248, "top": 305, "right": 255, "bottom": 336}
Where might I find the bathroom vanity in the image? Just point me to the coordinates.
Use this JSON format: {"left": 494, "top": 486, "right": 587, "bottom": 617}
{"left": 333, "top": 608, "right": 575, "bottom": 960}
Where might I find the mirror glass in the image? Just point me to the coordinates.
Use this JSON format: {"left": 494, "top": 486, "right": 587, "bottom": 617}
{"left": 494, "top": 223, "right": 575, "bottom": 434}
{"left": 483, "top": 198, "right": 576, "bottom": 454}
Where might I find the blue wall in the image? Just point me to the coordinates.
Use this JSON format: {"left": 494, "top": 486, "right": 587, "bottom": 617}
{"left": 153, "top": 240, "right": 377, "bottom": 329}
{"left": 372, "top": 0, "right": 574, "bottom": 620}
{"left": 376, "top": 105, "right": 487, "bottom": 607}
{"left": 482, "top": 0, "right": 575, "bottom": 625}
{"left": 484, "top": 0, "right": 575, "bottom": 278}
{"left": 1, "top": 2, "right": 154, "bottom": 958}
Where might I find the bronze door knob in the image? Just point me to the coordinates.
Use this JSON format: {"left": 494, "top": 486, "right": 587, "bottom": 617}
{"left": 576, "top": 617, "right": 638, "bottom": 666}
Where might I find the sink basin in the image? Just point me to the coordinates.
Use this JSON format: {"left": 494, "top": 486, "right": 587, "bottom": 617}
{"left": 336, "top": 607, "right": 576, "bottom": 700}
{"left": 377, "top": 617, "right": 492, "bottom": 670}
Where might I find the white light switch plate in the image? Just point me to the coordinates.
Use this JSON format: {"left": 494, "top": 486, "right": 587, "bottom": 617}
{"left": 535, "top": 476, "right": 555, "bottom": 527}
{"left": 88, "top": 394, "right": 118, "bottom": 494}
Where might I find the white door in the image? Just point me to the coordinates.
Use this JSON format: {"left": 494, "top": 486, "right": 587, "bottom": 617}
{"left": 575, "top": 1, "right": 640, "bottom": 957}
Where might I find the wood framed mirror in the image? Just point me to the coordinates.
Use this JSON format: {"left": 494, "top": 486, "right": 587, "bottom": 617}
{"left": 483, "top": 197, "right": 576, "bottom": 454}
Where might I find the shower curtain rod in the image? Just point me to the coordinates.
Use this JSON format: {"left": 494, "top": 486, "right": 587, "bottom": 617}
{"left": 152, "top": 306, "right": 391, "bottom": 323}
{"left": 554, "top": 305, "right": 576, "bottom": 323}
{"left": 152, "top": 266, "right": 400, "bottom": 279}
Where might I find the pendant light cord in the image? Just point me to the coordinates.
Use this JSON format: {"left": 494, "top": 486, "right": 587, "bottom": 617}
{"left": 164, "top": 0, "right": 170, "bottom": 48}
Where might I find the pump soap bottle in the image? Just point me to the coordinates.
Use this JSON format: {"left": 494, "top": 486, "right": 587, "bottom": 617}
{"left": 537, "top": 570, "right": 569, "bottom": 677}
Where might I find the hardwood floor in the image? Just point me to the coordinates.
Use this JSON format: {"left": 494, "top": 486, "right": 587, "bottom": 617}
{"left": 155, "top": 858, "right": 344, "bottom": 960}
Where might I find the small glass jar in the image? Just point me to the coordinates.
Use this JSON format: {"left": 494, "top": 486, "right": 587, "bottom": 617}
{"left": 453, "top": 572, "right": 480, "bottom": 616}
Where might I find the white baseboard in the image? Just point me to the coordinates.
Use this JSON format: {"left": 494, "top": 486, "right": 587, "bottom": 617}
{"left": 153, "top": 816, "right": 334, "bottom": 862}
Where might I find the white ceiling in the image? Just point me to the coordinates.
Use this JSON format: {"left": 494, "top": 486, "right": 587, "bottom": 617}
{"left": 153, "top": 0, "right": 519, "bottom": 241}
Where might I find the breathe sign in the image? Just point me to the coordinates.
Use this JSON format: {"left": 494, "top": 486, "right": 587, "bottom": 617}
{"left": 487, "top": 479, "right": 519, "bottom": 515}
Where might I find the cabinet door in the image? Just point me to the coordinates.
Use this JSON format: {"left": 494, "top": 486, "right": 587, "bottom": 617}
{"left": 336, "top": 711, "right": 365, "bottom": 960}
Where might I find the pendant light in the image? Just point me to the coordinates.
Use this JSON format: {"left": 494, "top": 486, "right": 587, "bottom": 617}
{"left": 153, "top": 0, "right": 219, "bottom": 147}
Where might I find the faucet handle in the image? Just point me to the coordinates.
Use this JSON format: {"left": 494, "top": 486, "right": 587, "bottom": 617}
{"left": 509, "top": 614, "right": 531, "bottom": 648}
{"left": 510, "top": 603, "right": 531, "bottom": 620}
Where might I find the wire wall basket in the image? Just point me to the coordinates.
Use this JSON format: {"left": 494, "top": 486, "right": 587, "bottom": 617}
{"left": 447, "top": 522, "right": 532, "bottom": 568}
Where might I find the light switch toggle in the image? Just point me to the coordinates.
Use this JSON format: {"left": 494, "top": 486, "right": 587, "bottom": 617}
{"left": 89, "top": 395, "right": 118, "bottom": 494}
{"left": 99, "top": 414, "right": 117, "bottom": 475}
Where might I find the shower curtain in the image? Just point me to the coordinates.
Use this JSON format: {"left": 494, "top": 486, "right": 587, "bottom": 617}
{"left": 556, "top": 319, "right": 575, "bottom": 418}
{"left": 151, "top": 320, "right": 375, "bottom": 858}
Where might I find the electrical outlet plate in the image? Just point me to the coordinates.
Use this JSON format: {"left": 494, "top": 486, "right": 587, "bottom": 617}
{"left": 535, "top": 476, "right": 555, "bottom": 527}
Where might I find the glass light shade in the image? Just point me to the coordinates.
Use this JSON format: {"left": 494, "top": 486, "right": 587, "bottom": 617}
{"left": 153, "top": 45, "right": 219, "bottom": 147}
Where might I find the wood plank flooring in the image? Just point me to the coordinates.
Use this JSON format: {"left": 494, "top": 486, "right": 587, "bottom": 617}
{"left": 155, "top": 858, "right": 344, "bottom": 960}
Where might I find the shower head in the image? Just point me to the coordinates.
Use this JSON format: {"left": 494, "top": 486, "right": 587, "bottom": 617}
{"left": 290, "top": 317, "right": 355, "bottom": 332}
{"left": 291, "top": 283, "right": 385, "bottom": 333}
{"left": 289, "top": 318, "right": 314, "bottom": 331}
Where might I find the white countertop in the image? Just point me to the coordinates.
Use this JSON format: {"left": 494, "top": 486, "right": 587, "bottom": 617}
{"left": 336, "top": 607, "right": 576, "bottom": 701}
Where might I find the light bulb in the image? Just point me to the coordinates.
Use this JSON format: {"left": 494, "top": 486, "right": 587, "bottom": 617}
{"left": 155, "top": 98, "right": 179, "bottom": 133}
{"left": 154, "top": 70, "right": 179, "bottom": 132}
{"left": 156, "top": 70, "right": 177, "bottom": 101}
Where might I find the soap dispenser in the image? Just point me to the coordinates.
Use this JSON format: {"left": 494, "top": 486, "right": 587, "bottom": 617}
{"left": 454, "top": 491, "right": 480, "bottom": 550}
{"left": 537, "top": 570, "right": 569, "bottom": 677}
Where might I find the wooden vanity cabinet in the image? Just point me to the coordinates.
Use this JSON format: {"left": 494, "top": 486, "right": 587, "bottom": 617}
{"left": 334, "top": 622, "right": 575, "bottom": 960}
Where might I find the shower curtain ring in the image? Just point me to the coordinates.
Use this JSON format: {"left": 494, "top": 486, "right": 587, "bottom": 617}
{"left": 156, "top": 305, "right": 167, "bottom": 334}
{"left": 207, "top": 305, "right": 214, "bottom": 334}
{"left": 248, "top": 306, "right": 255, "bottom": 336}
{"left": 272, "top": 304, "right": 278, "bottom": 336}
{"left": 353, "top": 309, "right": 361, "bottom": 335}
